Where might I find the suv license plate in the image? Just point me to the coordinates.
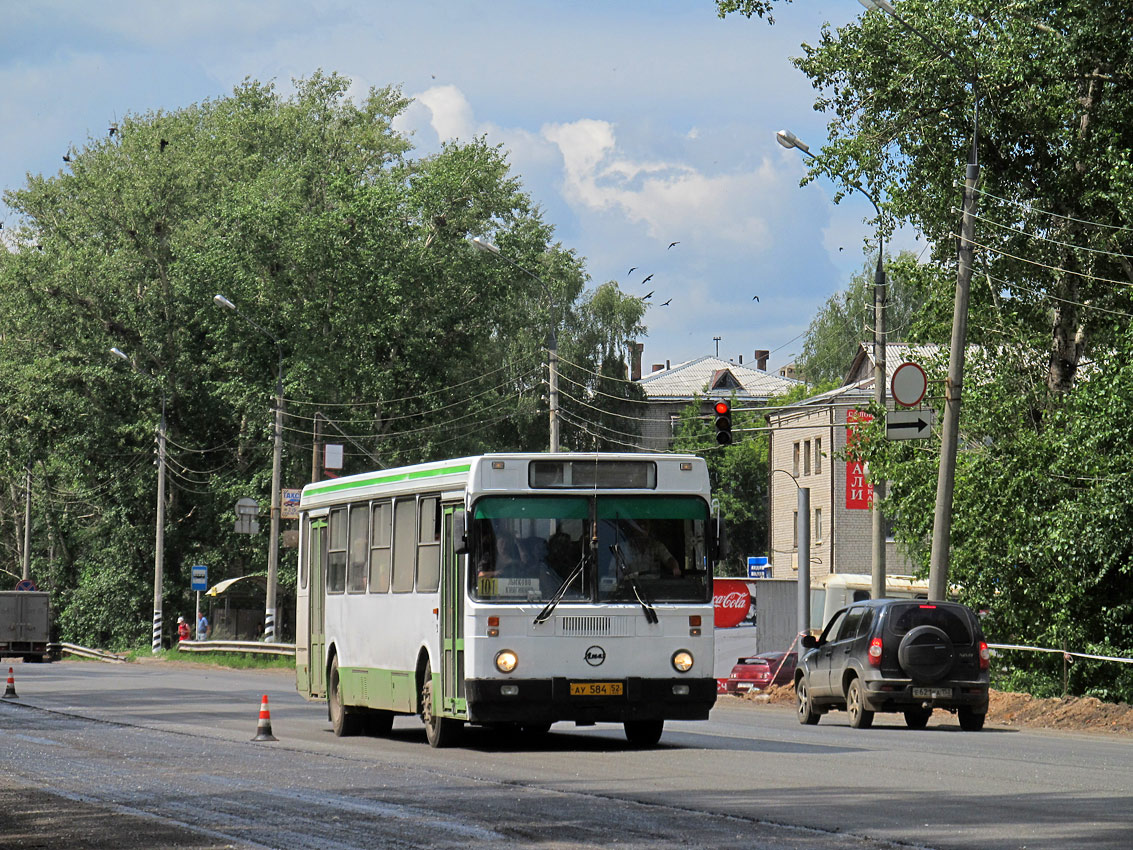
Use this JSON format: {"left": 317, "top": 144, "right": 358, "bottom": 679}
{"left": 570, "top": 682, "right": 623, "bottom": 696}
{"left": 912, "top": 687, "right": 953, "bottom": 699}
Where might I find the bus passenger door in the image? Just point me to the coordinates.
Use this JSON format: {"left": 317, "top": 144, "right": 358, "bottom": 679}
{"left": 441, "top": 505, "right": 467, "bottom": 717}
{"left": 308, "top": 519, "right": 328, "bottom": 699}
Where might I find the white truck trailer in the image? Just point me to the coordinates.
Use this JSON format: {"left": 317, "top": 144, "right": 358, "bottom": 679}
{"left": 0, "top": 591, "right": 52, "bottom": 662}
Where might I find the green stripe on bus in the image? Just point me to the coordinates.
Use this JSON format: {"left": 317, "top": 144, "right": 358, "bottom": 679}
{"left": 305, "top": 462, "right": 472, "bottom": 498}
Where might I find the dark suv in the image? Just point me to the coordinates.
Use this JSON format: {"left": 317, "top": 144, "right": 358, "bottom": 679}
{"left": 795, "top": 599, "right": 990, "bottom": 730}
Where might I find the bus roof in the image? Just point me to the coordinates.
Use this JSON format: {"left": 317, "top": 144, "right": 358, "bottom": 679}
{"left": 299, "top": 452, "right": 708, "bottom": 509}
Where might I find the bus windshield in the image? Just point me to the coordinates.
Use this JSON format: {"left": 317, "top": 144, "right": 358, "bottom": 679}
{"left": 470, "top": 495, "right": 710, "bottom": 604}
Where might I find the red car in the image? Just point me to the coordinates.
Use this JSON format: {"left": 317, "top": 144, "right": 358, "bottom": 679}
{"left": 725, "top": 651, "right": 797, "bottom": 694}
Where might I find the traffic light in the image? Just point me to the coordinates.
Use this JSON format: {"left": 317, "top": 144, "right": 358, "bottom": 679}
{"left": 714, "top": 400, "right": 732, "bottom": 445}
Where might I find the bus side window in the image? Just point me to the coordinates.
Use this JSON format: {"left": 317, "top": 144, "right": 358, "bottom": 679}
{"left": 417, "top": 496, "right": 441, "bottom": 592}
{"left": 370, "top": 501, "right": 392, "bottom": 593}
{"left": 391, "top": 498, "right": 416, "bottom": 593}
{"left": 299, "top": 516, "right": 308, "bottom": 590}
{"left": 347, "top": 504, "right": 368, "bottom": 593}
{"left": 327, "top": 507, "right": 347, "bottom": 594}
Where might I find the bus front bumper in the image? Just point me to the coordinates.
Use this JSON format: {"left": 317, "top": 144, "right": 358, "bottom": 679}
{"left": 465, "top": 677, "right": 717, "bottom": 724}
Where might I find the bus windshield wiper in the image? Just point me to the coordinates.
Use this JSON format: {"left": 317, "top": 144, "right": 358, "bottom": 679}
{"left": 610, "top": 543, "right": 658, "bottom": 625}
{"left": 533, "top": 554, "right": 586, "bottom": 626}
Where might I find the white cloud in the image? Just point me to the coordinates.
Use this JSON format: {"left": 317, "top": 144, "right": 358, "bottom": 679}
{"left": 541, "top": 118, "right": 777, "bottom": 251}
{"left": 414, "top": 85, "right": 476, "bottom": 143}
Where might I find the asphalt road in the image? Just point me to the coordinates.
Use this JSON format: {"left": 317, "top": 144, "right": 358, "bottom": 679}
{"left": 1, "top": 659, "right": 1130, "bottom": 850}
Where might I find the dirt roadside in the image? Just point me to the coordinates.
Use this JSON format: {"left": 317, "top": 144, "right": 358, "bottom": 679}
{"left": 731, "top": 684, "right": 1133, "bottom": 734}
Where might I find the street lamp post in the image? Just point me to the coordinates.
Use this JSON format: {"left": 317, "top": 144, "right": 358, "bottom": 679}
{"left": 213, "top": 294, "right": 285, "bottom": 641}
{"left": 859, "top": 0, "right": 980, "bottom": 601}
{"left": 777, "top": 128, "right": 888, "bottom": 602}
{"left": 773, "top": 469, "right": 811, "bottom": 643}
{"left": 472, "top": 237, "right": 560, "bottom": 452}
{"left": 111, "top": 347, "right": 167, "bottom": 654}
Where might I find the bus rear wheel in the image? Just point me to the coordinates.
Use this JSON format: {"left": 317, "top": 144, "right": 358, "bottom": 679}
{"left": 421, "top": 664, "right": 462, "bottom": 748}
{"left": 329, "top": 657, "right": 361, "bottom": 737}
{"left": 623, "top": 719, "right": 663, "bottom": 747}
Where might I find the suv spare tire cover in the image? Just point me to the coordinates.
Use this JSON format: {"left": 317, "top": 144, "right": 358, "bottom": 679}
{"left": 897, "top": 625, "right": 955, "bottom": 682}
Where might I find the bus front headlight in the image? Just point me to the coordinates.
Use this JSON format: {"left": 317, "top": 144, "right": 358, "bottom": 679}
{"left": 671, "top": 650, "right": 694, "bottom": 673}
{"left": 495, "top": 649, "right": 518, "bottom": 674}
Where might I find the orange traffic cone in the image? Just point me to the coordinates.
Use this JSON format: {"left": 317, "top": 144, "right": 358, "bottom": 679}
{"left": 2, "top": 667, "right": 17, "bottom": 700}
{"left": 251, "top": 694, "right": 277, "bottom": 741}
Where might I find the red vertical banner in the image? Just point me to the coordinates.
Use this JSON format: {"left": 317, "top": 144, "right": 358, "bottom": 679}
{"left": 845, "top": 409, "right": 874, "bottom": 510}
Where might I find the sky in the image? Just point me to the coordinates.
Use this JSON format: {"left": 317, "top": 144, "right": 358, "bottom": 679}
{"left": 0, "top": 0, "right": 920, "bottom": 375}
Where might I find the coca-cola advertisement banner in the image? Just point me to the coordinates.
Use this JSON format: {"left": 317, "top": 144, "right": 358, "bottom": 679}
{"left": 713, "top": 578, "right": 751, "bottom": 628}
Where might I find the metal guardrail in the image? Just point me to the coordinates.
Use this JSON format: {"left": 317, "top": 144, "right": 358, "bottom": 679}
{"left": 174, "top": 639, "right": 296, "bottom": 657}
{"left": 59, "top": 643, "right": 127, "bottom": 663}
{"left": 988, "top": 643, "right": 1133, "bottom": 665}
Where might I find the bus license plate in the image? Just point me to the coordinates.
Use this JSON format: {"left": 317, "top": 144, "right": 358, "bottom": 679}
{"left": 570, "top": 682, "right": 623, "bottom": 696}
{"left": 912, "top": 687, "right": 953, "bottom": 699}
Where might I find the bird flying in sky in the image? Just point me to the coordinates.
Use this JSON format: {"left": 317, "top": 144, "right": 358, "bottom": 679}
{"left": 752, "top": 295, "right": 760, "bottom": 302}
{"left": 660, "top": 298, "right": 672, "bottom": 306}
{"left": 668, "top": 241, "right": 680, "bottom": 249}
{"left": 643, "top": 291, "right": 654, "bottom": 300}
{"left": 627, "top": 266, "right": 637, "bottom": 275}
{"left": 641, "top": 274, "right": 654, "bottom": 284}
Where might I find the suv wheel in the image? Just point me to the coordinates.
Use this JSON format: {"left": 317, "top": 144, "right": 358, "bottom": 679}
{"left": 846, "top": 678, "right": 874, "bottom": 729}
{"left": 958, "top": 707, "right": 986, "bottom": 731}
{"left": 796, "top": 677, "right": 820, "bottom": 726}
{"left": 897, "top": 625, "right": 956, "bottom": 681}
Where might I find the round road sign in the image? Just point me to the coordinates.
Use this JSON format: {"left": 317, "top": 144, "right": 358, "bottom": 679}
{"left": 891, "top": 361, "right": 928, "bottom": 407}
{"left": 14, "top": 579, "right": 38, "bottom": 591}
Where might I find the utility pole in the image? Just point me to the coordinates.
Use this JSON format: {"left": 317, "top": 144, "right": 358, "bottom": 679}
{"left": 548, "top": 332, "right": 560, "bottom": 453}
{"left": 110, "top": 347, "right": 167, "bottom": 654}
{"left": 857, "top": 0, "right": 981, "bottom": 601}
{"left": 930, "top": 150, "right": 978, "bottom": 601}
{"left": 311, "top": 411, "right": 324, "bottom": 484}
{"left": 22, "top": 466, "right": 32, "bottom": 581}
{"left": 871, "top": 250, "right": 887, "bottom": 602}
{"left": 266, "top": 354, "right": 284, "bottom": 641}
{"left": 797, "top": 486, "right": 811, "bottom": 641}
{"left": 154, "top": 397, "right": 167, "bottom": 653}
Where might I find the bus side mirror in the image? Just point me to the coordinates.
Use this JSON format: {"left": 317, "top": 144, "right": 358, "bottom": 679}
{"left": 709, "top": 521, "right": 731, "bottom": 561}
{"left": 453, "top": 511, "right": 469, "bottom": 555}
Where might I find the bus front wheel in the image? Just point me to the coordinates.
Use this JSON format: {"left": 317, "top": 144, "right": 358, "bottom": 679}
{"left": 329, "top": 657, "right": 361, "bottom": 737}
{"left": 623, "top": 719, "right": 663, "bottom": 747}
{"left": 421, "top": 663, "right": 462, "bottom": 748}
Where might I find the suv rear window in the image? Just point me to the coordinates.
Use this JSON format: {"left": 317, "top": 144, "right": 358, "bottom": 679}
{"left": 889, "top": 603, "right": 973, "bottom": 644}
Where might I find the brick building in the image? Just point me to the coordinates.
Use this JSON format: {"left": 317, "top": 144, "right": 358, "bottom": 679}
{"left": 766, "top": 343, "right": 938, "bottom": 581}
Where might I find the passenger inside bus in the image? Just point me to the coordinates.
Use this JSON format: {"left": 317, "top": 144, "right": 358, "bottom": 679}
{"left": 618, "top": 518, "right": 680, "bottom": 578}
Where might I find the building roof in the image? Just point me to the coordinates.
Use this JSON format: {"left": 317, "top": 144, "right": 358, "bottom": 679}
{"left": 845, "top": 342, "right": 943, "bottom": 386}
{"left": 767, "top": 342, "right": 944, "bottom": 418}
{"left": 637, "top": 355, "right": 800, "bottom": 401}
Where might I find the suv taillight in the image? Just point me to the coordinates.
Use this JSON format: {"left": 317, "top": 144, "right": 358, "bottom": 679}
{"left": 868, "top": 636, "right": 883, "bottom": 667}
{"left": 979, "top": 640, "right": 990, "bottom": 670}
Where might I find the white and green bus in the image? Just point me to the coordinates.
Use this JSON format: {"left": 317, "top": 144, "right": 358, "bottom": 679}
{"left": 295, "top": 452, "right": 720, "bottom": 747}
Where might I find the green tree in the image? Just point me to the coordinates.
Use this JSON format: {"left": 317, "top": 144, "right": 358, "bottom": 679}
{"left": 0, "top": 73, "right": 644, "bottom": 647}
{"left": 798, "top": 251, "right": 929, "bottom": 384}
{"left": 720, "top": 0, "right": 1133, "bottom": 701}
